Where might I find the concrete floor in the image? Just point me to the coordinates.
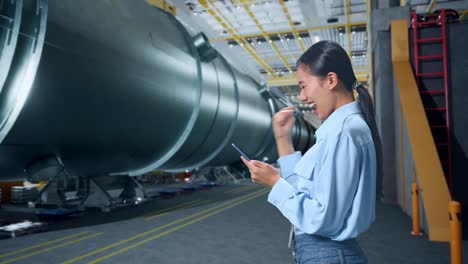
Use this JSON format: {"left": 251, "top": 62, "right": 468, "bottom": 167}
{"left": 0, "top": 182, "right": 466, "bottom": 264}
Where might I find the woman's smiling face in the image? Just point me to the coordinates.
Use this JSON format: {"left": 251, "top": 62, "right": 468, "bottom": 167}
{"left": 297, "top": 63, "right": 337, "bottom": 121}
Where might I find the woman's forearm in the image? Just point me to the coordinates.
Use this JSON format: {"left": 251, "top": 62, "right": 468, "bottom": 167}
{"left": 276, "top": 136, "right": 295, "bottom": 157}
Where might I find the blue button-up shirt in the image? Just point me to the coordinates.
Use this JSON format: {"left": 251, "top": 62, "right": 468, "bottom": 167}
{"left": 268, "top": 101, "right": 376, "bottom": 241}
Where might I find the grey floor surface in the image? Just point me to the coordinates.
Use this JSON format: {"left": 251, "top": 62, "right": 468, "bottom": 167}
{"left": 0, "top": 182, "right": 466, "bottom": 264}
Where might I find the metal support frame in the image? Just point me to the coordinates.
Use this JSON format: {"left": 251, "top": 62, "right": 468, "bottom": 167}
{"left": 190, "top": 166, "right": 245, "bottom": 185}
{"left": 213, "top": 166, "right": 244, "bottom": 185}
{"left": 36, "top": 179, "right": 65, "bottom": 207}
{"left": 35, "top": 176, "right": 86, "bottom": 208}
{"left": 80, "top": 176, "right": 147, "bottom": 212}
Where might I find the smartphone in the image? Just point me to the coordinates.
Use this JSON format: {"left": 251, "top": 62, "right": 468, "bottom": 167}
{"left": 231, "top": 143, "right": 251, "bottom": 161}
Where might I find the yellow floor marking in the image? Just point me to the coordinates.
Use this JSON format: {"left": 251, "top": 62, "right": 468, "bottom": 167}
{"left": 88, "top": 190, "right": 268, "bottom": 264}
{"left": 144, "top": 199, "right": 212, "bottom": 221}
{"left": 0, "top": 231, "right": 89, "bottom": 258}
{"left": 62, "top": 189, "right": 266, "bottom": 264}
{"left": 143, "top": 199, "right": 202, "bottom": 219}
{"left": 0, "top": 233, "right": 102, "bottom": 264}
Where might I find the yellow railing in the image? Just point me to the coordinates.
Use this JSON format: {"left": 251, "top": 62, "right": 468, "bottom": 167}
{"left": 391, "top": 19, "right": 451, "bottom": 241}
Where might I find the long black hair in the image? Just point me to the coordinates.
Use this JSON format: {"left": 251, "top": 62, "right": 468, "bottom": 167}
{"left": 297, "top": 40, "right": 383, "bottom": 200}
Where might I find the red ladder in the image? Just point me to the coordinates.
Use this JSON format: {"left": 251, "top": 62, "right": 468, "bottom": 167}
{"left": 411, "top": 9, "right": 452, "bottom": 193}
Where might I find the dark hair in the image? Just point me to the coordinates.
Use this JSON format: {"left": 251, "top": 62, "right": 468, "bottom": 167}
{"left": 297, "top": 40, "right": 383, "bottom": 200}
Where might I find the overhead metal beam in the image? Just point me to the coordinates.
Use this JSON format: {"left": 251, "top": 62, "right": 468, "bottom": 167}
{"left": 279, "top": 0, "right": 306, "bottom": 52}
{"left": 265, "top": 73, "right": 368, "bottom": 87}
{"left": 240, "top": 0, "right": 293, "bottom": 72}
{"left": 460, "top": 10, "right": 467, "bottom": 22}
{"left": 266, "top": 74, "right": 298, "bottom": 86}
{"left": 146, "top": 0, "right": 176, "bottom": 15}
{"left": 425, "top": 0, "right": 438, "bottom": 13}
{"left": 261, "top": 55, "right": 299, "bottom": 62}
{"left": 199, "top": 0, "right": 275, "bottom": 76}
{"left": 411, "top": 1, "right": 466, "bottom": 14}
{"left": 366, "top": 0, "right": 374, "bottom": 99}
{"left": 209, "top": 22, "right": 367, "bottom": 42}
{"left": 284, "top": 85, "right": 296, "bottom": 96}
{"left": 357, "top": 76, "right": 368, "bottom": 83}
{"left": 346, "top": 0, "right": 352, "bottom": 57}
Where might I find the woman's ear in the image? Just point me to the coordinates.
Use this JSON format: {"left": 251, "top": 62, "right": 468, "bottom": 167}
{"left": 326, "top": 72, "right": 339, "bottom": 90}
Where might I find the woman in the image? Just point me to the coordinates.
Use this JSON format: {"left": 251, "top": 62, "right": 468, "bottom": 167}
{"left": 241, "top": 40, "right": 382, "bottom": 264}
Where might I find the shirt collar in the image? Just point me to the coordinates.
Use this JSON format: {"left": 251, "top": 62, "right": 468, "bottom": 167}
{"left": 315, "top": 101, "right": 362, "bottom": 141}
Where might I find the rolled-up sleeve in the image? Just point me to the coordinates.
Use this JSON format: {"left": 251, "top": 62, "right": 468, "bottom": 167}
{"left": 268, "top": 135, "right": 361, "bottom": 237}
{"left": 277, "top": 152, "right": 302, "bottom": 178}
{"left": 267, "top": 178, "right": 296, "bottom": 208}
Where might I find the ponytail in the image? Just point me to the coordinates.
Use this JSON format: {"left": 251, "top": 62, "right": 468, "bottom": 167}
{"left": 356, "top": 84, "right": 384, "bottom": 200}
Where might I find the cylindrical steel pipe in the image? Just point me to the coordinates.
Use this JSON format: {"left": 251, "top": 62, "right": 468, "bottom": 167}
{"left": 0, "top": 0, "right": 314, "bottom": 181}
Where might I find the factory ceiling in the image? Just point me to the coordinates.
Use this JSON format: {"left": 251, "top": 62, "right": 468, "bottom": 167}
{"left": 165, "top": 0, "right": 466, "bottom": 103}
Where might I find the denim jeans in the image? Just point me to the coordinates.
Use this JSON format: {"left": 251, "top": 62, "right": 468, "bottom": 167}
{"left": 293, "top": 234, "right": 368, "bottom": 264}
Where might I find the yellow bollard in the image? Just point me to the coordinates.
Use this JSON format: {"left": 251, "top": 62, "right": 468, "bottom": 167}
{"left": 449, "top": 201, "right": 463, "bottom": 264}
{"left": 411, "top": 183, "right": 423, "bottom": 235}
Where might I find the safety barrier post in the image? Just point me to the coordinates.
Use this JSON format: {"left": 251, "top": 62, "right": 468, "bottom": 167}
{"left": 411, "top": 183, "right": 423, "bottom": 236}
{"left": 449, "top": 201, "right": 462, "bottom": 264}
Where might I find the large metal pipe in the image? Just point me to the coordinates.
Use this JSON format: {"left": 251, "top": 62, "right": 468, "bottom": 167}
{"left": 0, "top": 0, "right": 314, "bottom": 181}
